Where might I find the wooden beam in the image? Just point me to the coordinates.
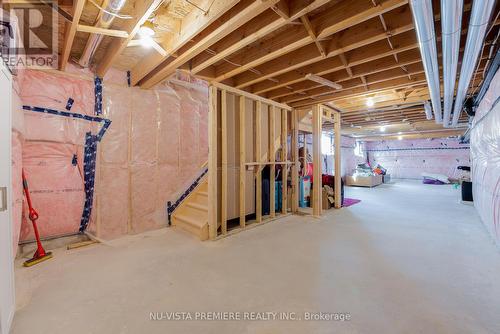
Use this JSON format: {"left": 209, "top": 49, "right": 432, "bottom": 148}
{"left": 315, "top": 0, "right": 407, "bottom": 39}
{"left": 333, "top": 110, "right": 341, "bottom": 209}
{"left": 77, "top": 25, "right": 129, "bottom": 38}
{"left": 233, "top": 6, "right": 415, "bottom": 90}
{"left": 291, "top": 75, "right": 427, "bottom": 108}
{"left": 130, "top": 0, "right": 240, "bottom": 86}
{"left": 211, "top": 82, "right": 292, "bottom": 110}
{"left": 213, "top": 24, "right": 313, "bottom": 82}
{"left": 250, "top": 29, "right": 418, "bottom": 94}
{"left": 267, "top": 48, "right": 421, "bottom": 99}
{"left": 300, "top": 15, "right": 326, "bottom": 58}
{"left": 212, "top": 0, "right": 408, "bottom": 83}
{"left": 312, "top": 104, "right": 322, "bottom": 216}
{"left": 59, "top": 0, "right": 85, "bottom": 70}
{"left": 190, "top": 10, "right": 287, "bottom": 74}
{"left": 208, "top": 86, "right": 218, "bottom": 239}
{"left": 283, "top": 62, "right": 424, "bottom": 104}
{"left": 269, "top": 106, "right": 276, "bottom": 218}
{"left": 96, "top": 0, "right": 164, "bottom": 77}
{"left": 291, "top": 109, "right": 299, "bottom": 213}
{"left": 190, "top": 0, "right": 330, "bottom": 75}
{"left": 281, "top": 108, "right": 288, "bottom": 214}
{"left": 221, "top": 90, "right": 228, "bottom": 235}
{"left": 140, "top": 0, "right": 281, "bottom": 89}
{"left": 239, "top": 96, "right": 246, "bottom": 228}
{"left": 255, "top": 101, "right": 262, "bottom": 223}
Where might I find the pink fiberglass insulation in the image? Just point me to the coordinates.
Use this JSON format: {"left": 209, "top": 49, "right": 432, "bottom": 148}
{"left": 96, "top": 79, "right": 209, "bottom": 239}
{"left": 11, "top": 131, "right": 23, "bottom": 254}
{"left": 471, "top": 69, "right": 500, "bottom": 246}
{"left": 12, "top": 68, "right": 209, "bottom": 243}
{"left": 20, "top": 142, "right": 85, "bottom": 241}
{"left": 366, "top": 138, "right": 470, "bottom": 179}
{"left": 15, "top": 69, "right": 94, "bottom": 242}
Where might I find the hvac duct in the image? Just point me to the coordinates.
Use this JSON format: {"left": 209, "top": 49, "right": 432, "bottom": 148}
{"left": 441, "top": 0, "right": 463, "bottom": 127}
{"left": 424, "top": 101, "right": 433, "bottom": 120}
{"left": 409, "top": 0, "right": 442, "bottom": 124}
{"left": 451, "top": 0, "right": 496, "bottom": 127}
{"left": 78, "top": 0, "right": 128, "bottom": 68}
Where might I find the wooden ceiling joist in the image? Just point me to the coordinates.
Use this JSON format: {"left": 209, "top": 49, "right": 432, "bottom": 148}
{"left": 95, "top": 0, "right": 164, "bottom": 77}
{"left": 291, "top": 74, "right": 428, "bottom": 107}
{"left": 267, "top": 48, "right": 422, "bottom": 99}
{"left": 59, "top": 0, "right": 85, "bottom": 70}
{"left": 130, "top": 0, "right": 242, "bottom": 86}
{"left": 284, "top": 62, "right": 425, "bottom": 104}
{"left": 138, "top": 0, "right": 287, "bottom": 88}
{"left": 189, "top": 0, "right": 332, "bottom": 75}
{"left": 239, "top": 8, "right": 416, "bottom": 92}
{"left": 207, "top": 0, "right": 407, "bottom": 84}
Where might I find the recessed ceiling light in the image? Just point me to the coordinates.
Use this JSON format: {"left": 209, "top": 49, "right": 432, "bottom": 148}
{"left": 139, "top": 21, "right": 155, "bottom": 37}
{"left": 398, "top": 135, "right": 403, "bottom": 140}
{"left": 380, "top": 126, "right": 386, "bottom": 132}
{"left": 140, "top": 35, "right": 154, "bottom": 48}
{"left": 366, "top": 98, "right": 374, "bottom": 107}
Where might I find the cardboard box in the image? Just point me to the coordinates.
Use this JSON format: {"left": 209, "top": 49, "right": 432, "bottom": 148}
{"left": 345, "top": 175, "right": 383, "bottom": 187}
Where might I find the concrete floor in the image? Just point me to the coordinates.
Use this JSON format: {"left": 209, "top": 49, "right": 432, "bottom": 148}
{"left": 11, "top": 180, "right": 500, "bottom": 334}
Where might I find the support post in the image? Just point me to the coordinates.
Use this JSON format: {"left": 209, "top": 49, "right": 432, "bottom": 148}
{"left": 208, "top": 86, "right": 218, "bottom": 239}
{"left": 312, "top": 104, "right": 322, "bottom": 216}
{"left": 221, "top": 90, "right": 228, "bottom": 234}
{"left": 269, "top": 106, "right": 276, "bottom": 218}
{"left": 281, "top": 109, "right": 288, "bottom": 214}
{"left": 334, "top": 110, "right": 342, "bottom": 209}
{"left": 239, "top": 96, "right": 246, "bottom": 228}
{"left": 291, "top": 109, "right": 299, "bottom": 213}
{"left": 255, "top": 101, "right": 262, "bottom": 223}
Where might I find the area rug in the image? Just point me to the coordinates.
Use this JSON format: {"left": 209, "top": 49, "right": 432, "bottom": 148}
{"left": 343, "top": 198, "right": 361, "bottom": 207}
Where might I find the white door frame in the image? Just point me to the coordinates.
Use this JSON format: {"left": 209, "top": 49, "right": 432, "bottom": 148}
{"left": 0, "top": 58, "right": 15, "bottom": 334}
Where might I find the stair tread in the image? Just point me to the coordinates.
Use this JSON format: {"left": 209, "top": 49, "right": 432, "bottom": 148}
{"left": 174, "top": 214, "right": 207, "bottom": 228}
{"left": 187, "top": 202, "right": 208, "bottom": 211}
{"left": 197, "top": 191, "right": 208, "bottom": 196}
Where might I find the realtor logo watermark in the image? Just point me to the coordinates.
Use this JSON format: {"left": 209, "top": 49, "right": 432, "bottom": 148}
{"left": 149, "top": 311, "right": 352, "bottom": 322}
{"left": 1, "top": 0, "right": 58, "bottom": 69}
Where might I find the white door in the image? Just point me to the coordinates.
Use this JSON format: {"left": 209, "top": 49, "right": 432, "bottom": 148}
{"left": 0, "top": 59, "right": 15, "bottom": 334}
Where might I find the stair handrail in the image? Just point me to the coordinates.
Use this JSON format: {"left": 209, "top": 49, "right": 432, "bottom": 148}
{"left": 167, "top": 161, "right": 208, "bottom": 225}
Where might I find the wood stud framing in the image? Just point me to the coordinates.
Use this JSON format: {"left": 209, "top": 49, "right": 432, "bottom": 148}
{"left": 208, "top": 85, "right": 303, "bottom": 239}
{"left": 312, "top": 104, "right": 322, "bottom": 217}
{"left": 281, "top": 108, "right": 288, "bottom": 214}
{"left": 208, "top": 86, "right": 218, "bottom": 239}
{"left": 239, "top": 96, "right": 246, "bottom": 228}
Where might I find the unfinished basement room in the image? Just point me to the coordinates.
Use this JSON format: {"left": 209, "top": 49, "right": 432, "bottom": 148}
{"left": 1, "top": 0, "right": 500, "bottom": 333}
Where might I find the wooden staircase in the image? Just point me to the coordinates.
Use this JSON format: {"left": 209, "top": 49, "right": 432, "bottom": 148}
{"left": 171, "top": 175, "right": 209, "bottom": 240}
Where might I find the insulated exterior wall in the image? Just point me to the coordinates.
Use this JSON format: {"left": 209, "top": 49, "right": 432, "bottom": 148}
{"left": 342, "top": 136, "right": 367, "bottom": 176}
{"left": 96, "top": 78, "right": 209, "bottom": 239}
{"left": 366, "top": 138, "right": 470, "bottom": 179}
{"left": 16, "top": 69, "right": 95, "bottom": 243}
{"left": 11, "top": 67, "right": 209, "bottom": 251}
{"left": 471, "top": 69, "right": 500, "bottom": 247}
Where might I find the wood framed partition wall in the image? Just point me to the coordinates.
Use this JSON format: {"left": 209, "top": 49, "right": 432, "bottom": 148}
{"left": 309, "top": 104, "right": 342, "bottom": 216}
{"left": 208, "top": 83, "right": 299, "bottom": 239}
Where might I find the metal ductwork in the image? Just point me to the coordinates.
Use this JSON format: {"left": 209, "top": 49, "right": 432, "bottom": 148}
{"left": 409, "top": 0, "right": 442, "bottom": 124}
{"left": 441, "top": 0, "right": 463, "bottom": 127}
{"left": 423, "top": 100, "right": 433, "bottom": 120}
{"left": 451, "top": 0, "right": 496, "bottom": 127}
{"left": 78, "top": 0, "right": 128, "bottom": 68}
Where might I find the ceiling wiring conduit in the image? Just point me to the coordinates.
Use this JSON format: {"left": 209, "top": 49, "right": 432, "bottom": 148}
{"left": 451, "top": 0, "right": 496, "bottom": 127}
{"left": 409, "top": 0, "right": 443, "bottom": 124}
{"left": 441, "top": 0, "right": 463, "bottom": 128}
